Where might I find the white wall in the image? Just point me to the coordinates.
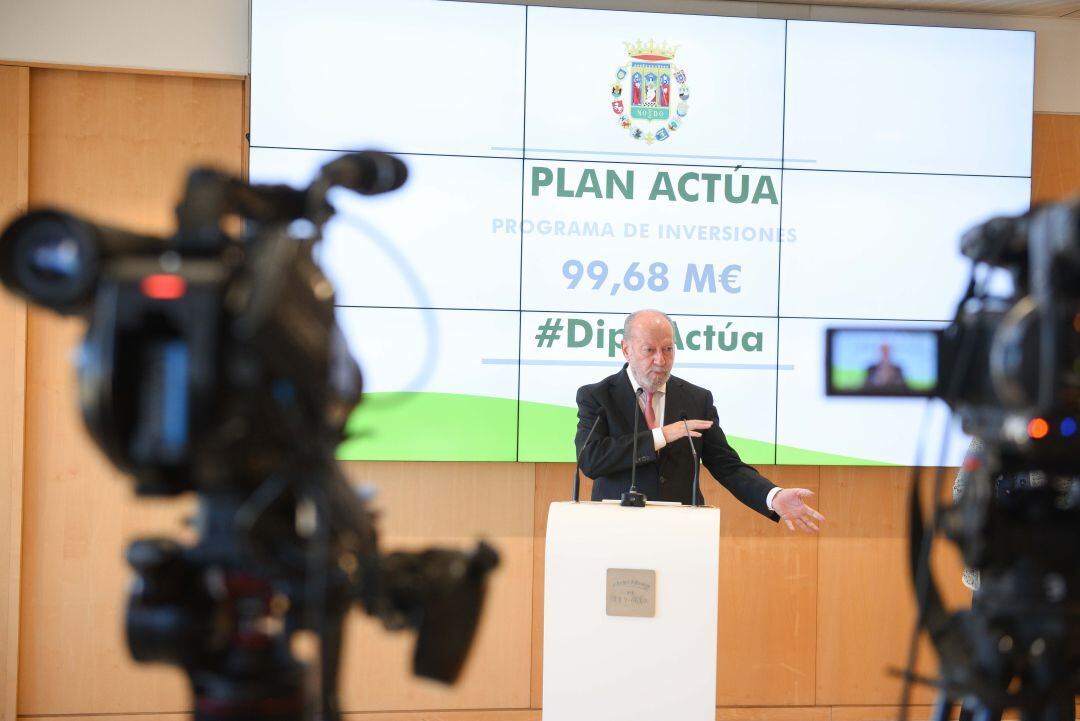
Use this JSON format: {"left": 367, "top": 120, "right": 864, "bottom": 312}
{"left": 0, "top": 0, "right": 1078, "bottom": 112}
{"left": 0, "top": 0, "right": 250, "bottom": 75}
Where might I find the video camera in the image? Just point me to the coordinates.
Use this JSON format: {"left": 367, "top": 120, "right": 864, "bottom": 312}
{"left": 826, "top": 199, "right": 1080, "bottom": 721}
{"left": 0, "top": 152, "right": 498, "bottom": 721}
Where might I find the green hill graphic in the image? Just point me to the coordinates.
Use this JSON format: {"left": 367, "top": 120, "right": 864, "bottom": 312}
{"left": 339, "top": 392, "right": 893, "bottom": 466}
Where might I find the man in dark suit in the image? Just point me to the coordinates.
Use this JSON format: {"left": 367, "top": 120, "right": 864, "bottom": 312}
{"left": 863, "top": 342, "right": 908, "bottom": 390}
{"left": 576, "top": 309, "right": 823, "bottom": 531}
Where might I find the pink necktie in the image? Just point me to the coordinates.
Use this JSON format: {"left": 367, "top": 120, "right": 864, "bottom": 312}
{"left": 643, "top": 390, "right": 657, "bottom": 429}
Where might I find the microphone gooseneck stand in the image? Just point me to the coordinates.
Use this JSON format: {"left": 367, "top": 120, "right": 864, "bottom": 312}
{"left": 682, "top": 415, "right": 700, "bottom": 507}
{"left": 621, "top": 387, "right": 647, "bottom": 507}
{"left": 573, "top": 416, "right": 601, "bottom": 502}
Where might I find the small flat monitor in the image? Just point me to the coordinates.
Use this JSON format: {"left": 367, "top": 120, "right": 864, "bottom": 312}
{"left": 825, "top": 327, "right": 941, "bottom": 398}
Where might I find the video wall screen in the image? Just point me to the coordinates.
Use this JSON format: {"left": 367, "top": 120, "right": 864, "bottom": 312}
{"left": 250, "top": 0, "right": 1034, "bottom": 465}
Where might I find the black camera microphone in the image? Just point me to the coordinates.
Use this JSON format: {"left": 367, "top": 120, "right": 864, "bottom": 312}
{"left": 680, "top": 414, "right": 701, "bottom": 507}
{"left": 573, "top": 415, "right": 601, "bottom": 503}
{"left": 321, "top": 151, "right": 409, "bottom": 196}
{"left": 621, "top": 387, "right": 647, "bottom": 507}
{"left": 299, "top": 151, "right": 410, "bottom": 227}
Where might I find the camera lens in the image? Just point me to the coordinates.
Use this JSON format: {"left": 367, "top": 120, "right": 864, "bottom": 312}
{"left": 0, "top": 210, "right": 100, "bottom": 313}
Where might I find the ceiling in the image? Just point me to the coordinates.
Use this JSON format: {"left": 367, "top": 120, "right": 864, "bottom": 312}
{"left": 753, "top": 0, "right": 1080, "bottom": 16}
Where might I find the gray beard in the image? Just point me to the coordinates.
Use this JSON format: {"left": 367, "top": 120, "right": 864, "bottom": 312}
{"left": 632, "top": 367, "right": 669, "bottom": 392}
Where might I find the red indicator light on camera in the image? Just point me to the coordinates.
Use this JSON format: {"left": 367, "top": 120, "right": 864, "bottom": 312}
{"left": 1028, "top": 418, "right": 1050, "bottom": 440}
{"left": 140, "top": 274, "right": 187, "bottom": 300}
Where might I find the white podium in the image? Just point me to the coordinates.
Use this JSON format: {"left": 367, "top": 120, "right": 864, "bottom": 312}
{"left": 542, "top": 501, "right": 721, "bottom": 721}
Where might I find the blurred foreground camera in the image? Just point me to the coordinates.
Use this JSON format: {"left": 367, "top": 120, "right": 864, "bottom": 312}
{"left": 826, "top": 198, "right": 1080, "bottom": 721}
{"left": 0, "top": 152, "right": 497, "bottom": 721}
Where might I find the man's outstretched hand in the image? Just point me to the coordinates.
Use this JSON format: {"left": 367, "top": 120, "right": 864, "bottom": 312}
{"left": 773, "top": 488, "right": 825, "bottom": 533}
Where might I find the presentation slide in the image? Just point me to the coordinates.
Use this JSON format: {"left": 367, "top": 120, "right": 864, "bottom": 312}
{"left": 250, "top": 0, "right": 527, "bottom": 157}
{"left": 249, "top": 0, "right": 1034, "bottom": 466}
{"left": 336, "top": 307, "right": 520, "bottom": 461}
{"left": 778, "top": 171, "right": 1031, "bottom": 321}
{"left": 524, "top": 7, "right": 786, "bottom": 165}
{"left": 784, "top": 21, "right": 1034, "bottom": 176}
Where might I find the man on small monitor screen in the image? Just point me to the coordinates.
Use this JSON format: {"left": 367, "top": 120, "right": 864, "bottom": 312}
{"left": 863, "top": 342, "right": 908, "bottom": 390}
{"left": 575, "top": 309, "right": 823, "bottom": 532}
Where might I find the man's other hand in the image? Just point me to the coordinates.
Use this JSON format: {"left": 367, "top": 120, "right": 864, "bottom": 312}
{"left": 660, "top": 419, "right": 713, "bottom": 443}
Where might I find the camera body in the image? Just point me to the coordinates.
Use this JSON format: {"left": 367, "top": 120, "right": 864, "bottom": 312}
{"left": 944, "top": 200, "right": 1080, "bottom": 473}
{"left": 0, "top": 154, "right": 497, "bottom": 721}
{"left": 2, "top": 182, "right": 360, "bottom": 496}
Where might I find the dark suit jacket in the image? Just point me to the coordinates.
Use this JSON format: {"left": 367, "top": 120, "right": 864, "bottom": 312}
{"left": 864, "top": 362, "right": 907, "bottom": 389}
{"left": 576, "top": 364, "right": 779, "bottom": 521}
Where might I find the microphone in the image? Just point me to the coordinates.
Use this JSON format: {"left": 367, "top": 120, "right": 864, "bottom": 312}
{"left": 573, "top": 415, "right": 601, "bottom": 502}
{"left": 320, "top": 151, "right": 409, "bottom": 195}
{"left": 681, "top": 414, "right": 700, "bottom": 507}
{"left": 621, "top": 387, "right": 647, "bottom": 507}
{"left": 303, "top": 151, "right": 409, "bottom": 226}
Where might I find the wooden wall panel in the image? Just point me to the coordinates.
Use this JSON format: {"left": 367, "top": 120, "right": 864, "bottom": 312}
{"left": 711, "top": 465, "right": 819, "bottom": 707}
{"left": 21, "top": 716, "right": 189, "bottom": 721}
{"left": 18, "top": 311, "right": 199, "bottom": 714}
{"left": 815, "top": 467, "right": 969, "bottom": 706}
{"left": 529, "top": 462, "right": 581, "bottom": 708}
{"left": 0, "top": 65, "right": 29, "bottom": 226}
{"left": 0, "top": 63, "right": 30, "bottom": 721}
{"left": 26, "top": 69, "right": 243, "bottom": 234}
{"left": 17, "top": 68, "right": 243, "bottom": 715}
{"left": 1032, "top": 112, "right": 1080, "bottom": 204}
{"left": 338, "top": 461, "right": 534, "bottom": 712}
{"left": 716, "top": 708, "right": 829, "bottom": 721}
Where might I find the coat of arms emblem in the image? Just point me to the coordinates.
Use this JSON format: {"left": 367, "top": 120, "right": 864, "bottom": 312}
{"left": 610, "top": 39, "right": 689, "bottom": 145}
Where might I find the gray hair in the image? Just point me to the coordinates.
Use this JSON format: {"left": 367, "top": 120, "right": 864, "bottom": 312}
{"left": 623, "top": 309, "right": 674, "bottom": 341}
